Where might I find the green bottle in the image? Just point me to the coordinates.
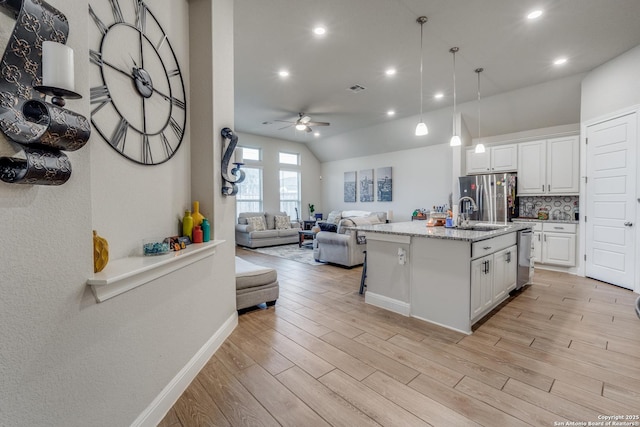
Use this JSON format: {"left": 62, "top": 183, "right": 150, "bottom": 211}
{"left": 182, "top": 210, "right": 193, "bottom": 241}
{"left": 201, "top": 218, "right": 211, "bottom": 242}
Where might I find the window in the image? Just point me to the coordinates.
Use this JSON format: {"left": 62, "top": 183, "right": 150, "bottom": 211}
{"left": 279, "top": 152, "right": 299, "bottom": 165}
{"left": 279, "top": 169, "right": 301, "bottom": 219}
{"left": 239, "top": 147, "right": 260, "bottom": 162}
{"left": 236, "top": 167, "right": 263, "bottom": 214}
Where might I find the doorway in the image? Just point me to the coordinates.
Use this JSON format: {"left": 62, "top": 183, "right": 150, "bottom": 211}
{"left": 585, "top": 113, "right": 637, "bottom": 290}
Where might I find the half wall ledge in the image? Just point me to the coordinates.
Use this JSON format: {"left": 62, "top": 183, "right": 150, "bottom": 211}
{"left": 87, "top": 240, "right": 225, "bottom": 302}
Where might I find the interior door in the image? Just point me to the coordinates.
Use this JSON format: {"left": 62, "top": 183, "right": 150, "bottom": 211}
{"left": 585, "top": 113, "right": 637, "bottom": 290}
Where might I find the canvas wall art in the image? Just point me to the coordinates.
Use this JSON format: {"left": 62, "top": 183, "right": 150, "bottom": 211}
{"left": 376, "top": 166, "right": 392, "bottom": 201}
{"left": 344, "top": 171, "right": 356, "bottom": 202}
{"left": 359, "top": 169, "right": 374, "bottom": 202}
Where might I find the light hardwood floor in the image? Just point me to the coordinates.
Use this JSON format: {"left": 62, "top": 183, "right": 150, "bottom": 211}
{"left": 159, "top": 247, "right": 640, "bottom": 426}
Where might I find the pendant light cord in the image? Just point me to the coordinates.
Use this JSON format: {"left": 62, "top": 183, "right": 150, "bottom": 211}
{"left": 419, "top": 20, "right": 424, "bottom": 120}
{"left": 476, "top": 68, "right": 483, "bottom": 140}
{"left": 452, "top": 48, "right": 457, "bottom": 134}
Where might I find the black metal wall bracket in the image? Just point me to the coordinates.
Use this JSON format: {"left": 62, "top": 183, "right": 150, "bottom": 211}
{"left": 220, "top": 127, "right": 245, "bottom": 196}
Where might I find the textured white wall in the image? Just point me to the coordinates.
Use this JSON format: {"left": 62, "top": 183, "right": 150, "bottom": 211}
{"left": 236, "top": 132, "right": 322, "bottom": 217}
{"left": 321, "top": 143, "right": 453, "bottom": 222}
{"left": 581, "top": 44, "right": 640, "bottom": 122}
{"left": 0, "top": 0, "right": 237, "bottom": 425}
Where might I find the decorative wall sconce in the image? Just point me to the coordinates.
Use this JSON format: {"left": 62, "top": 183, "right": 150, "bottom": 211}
{"left": 221, "top": 127, "right": 245, "bottom": 196}
{"left": 0, "top": 0, "right": 90, "bottom": 186}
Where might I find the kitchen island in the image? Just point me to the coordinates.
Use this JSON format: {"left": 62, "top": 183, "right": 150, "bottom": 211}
{"left": 355, "top": 221, "right": 533, "bottom": 334}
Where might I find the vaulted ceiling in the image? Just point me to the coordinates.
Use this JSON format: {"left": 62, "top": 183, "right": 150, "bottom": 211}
{"left": 234, "top": 0, "right": 640, "bottom": 161}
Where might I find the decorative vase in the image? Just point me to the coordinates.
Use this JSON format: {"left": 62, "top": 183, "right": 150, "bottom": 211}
{"left": 93, "top": 230, "right": 109, "bottom": 273}
{"left": 201, "top": 218, "right": 211, "bottom": 242}
{"left": 182, "top": 210, "right": 193, "bottom": 240}
{"left": 192, "top": 225, "right": 203, "bottom": 243}
{"left": 192, "top": 201, "right": 204, "bottom": 227}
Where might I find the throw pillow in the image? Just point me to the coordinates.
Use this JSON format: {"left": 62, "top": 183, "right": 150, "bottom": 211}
{"left": 274, "top": 215, "right": 291, "bottom": 230}
{"left": 247, "top": 215, "right": 266, "bottom": 231}
{"left": 318, "top": 222, "right": 337, "bottom": 232}
{"left": 337, "top": 218, "right": 355, "bottom": 234}
{"left": 326, "top": 210, "right": 342, "bottom": 224}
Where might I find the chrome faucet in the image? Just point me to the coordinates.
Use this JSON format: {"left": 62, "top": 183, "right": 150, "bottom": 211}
{"left": 457, "top": 196, "right": 478, "bottom": 227}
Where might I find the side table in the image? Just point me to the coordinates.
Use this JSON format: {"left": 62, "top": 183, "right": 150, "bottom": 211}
{"left": 298, "top": 230, "right": 316, "bottom": 248}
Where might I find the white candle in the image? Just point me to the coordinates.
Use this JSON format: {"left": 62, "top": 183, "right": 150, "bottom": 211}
{"left": 234, "top": 147, "right": 243, "bottom": 163}
{"left": 386, "top": 210, "right": 393, "bottom": 222}
{"left": 42, "top": 41, "right": 75, "bottom": 92}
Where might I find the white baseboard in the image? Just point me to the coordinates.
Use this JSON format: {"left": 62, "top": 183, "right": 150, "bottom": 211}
{"left": 365, "top": 292, "right": 410, "bottom": 316}
{"left": 131, "top": 311, "right": 238, "bottom": 427}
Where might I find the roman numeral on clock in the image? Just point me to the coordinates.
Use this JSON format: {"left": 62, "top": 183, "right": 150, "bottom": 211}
{"left": 90, "top": 85, "right": 111, "bottom": 115}
{"left": 161, "top": 132, "right": 173, "bottom": 158}
{"left": 110, "top": 117, "right": 128, "bottom": 151}
{"left": 88, "top": 5, "right": 108, "bottom": 35}
{"left": 135, "top": 0, "right": 147, "bottom": 32}
{"left": 142, "top": 135, "right": 153, "bottom": 164}
{"left": 108, "top": 0, "right": 124, "bottom": 23}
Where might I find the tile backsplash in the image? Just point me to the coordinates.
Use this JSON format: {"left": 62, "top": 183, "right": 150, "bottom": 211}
{"left": 519, "top": 195, "right": 579, "bottom": 220}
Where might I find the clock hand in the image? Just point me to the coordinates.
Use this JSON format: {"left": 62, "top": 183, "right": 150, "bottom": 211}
{"left": 102, "top": 58, "right": 137, "bottom": 80}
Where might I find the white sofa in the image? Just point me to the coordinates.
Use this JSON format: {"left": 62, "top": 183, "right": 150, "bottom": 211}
{"left": 235, "top": 212, "right": 300, "bottom": 248}
{"left": 313, "top": 210, "right": 386, "bottom": 267}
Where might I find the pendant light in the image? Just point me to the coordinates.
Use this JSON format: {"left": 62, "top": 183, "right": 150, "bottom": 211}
{"left": 415, "top": 16, "right": 428, "bottom": 136}
{"left": 449, "top": 47, "right": 461, "bottom": 146}
{"left": 474, "top": 67, "right": 485, "bottom": 154}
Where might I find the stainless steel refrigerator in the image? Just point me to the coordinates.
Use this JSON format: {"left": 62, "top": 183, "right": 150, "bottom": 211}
{"left": 458, "top": 174, "right": 518, "bottom": 223}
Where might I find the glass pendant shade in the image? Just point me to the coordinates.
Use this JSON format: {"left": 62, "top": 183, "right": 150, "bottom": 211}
{"left": 450, "top": 135, "right": 461, "bottom": 146}
{"left": 415, "top": 122, "right": 428, "bottom": 136}
{"left": 475, "top": 143, "right": 486, "bottom": 153}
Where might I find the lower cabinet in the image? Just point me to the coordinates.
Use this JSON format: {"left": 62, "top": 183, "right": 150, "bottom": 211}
{"left": 470, "top": 244, "right": 518, "bottom": 322}
{"left": 530, "top": 223, "right": 577, "bottom": 267}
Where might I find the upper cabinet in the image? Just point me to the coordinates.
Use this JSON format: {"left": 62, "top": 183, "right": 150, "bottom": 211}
{"left": 517, "top": 136, "right": 579, "bottom": 195}
{"left": 466, "top": 144, "right": 517, "bottom": 175}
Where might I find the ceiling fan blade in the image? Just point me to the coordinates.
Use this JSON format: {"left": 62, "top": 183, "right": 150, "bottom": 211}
{"left": 278, "top": 123, "right": 294, "bottom": 130}
{"left": 307, "top": 121, "right": 330, "bottom": 127}
{"left": 304, "top": 126, "right": 313, "bottom": 133}
{"left": 274, "top": 119, "right": 295, "bottom": 124}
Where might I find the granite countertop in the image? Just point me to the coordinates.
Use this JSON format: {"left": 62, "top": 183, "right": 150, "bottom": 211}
{"left": 512, "top": 217, "right": 579, "bottom": 224}
{"left": 354, "top": 221, "right": 533, "bottom": 242}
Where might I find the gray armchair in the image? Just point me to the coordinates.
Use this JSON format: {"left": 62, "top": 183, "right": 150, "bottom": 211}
{"left": 313, "top": 211, "right": 386, "bottom": 267}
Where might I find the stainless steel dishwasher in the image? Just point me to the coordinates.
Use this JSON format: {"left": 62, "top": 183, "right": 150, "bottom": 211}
{"left": 516, "top": 229, "right": 533, "bottom": 289}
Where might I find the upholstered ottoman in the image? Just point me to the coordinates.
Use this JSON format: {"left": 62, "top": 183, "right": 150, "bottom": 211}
{"left": 235, "top": 256, "right": 279, "bottom": 310}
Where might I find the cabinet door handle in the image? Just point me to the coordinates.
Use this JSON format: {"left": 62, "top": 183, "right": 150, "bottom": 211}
{"left": 486, "top": 260, "right": 490, "bottom": 274}
{"left": 553, "top": 226, "right": 563, "bottom": 230}
{"left": 506, "top": 252, "right": 511, "bottom": 263}
{"left": 548, "top": 184, "right": 550, "bottom": 192}
{"left": 542, "top": 185, "right": 544, "bottom": 192}
{"left": 544, "top": 234, "right": 547, "bottom": 242}
{"left": 537, "top": 234, "right": 541, "bottom": 241}
{"left": 624, "top": 221, "right": 633, "bottom": 227}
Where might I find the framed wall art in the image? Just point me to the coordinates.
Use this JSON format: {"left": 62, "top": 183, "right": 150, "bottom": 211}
{"left": 359, "top": 169, "right": 374, "bottom": 202}
{"left": 376, "top": 166, "right": 392, "bottom": 201}
{"left": 344, "top": 171, "right": 356, "bottom": 202}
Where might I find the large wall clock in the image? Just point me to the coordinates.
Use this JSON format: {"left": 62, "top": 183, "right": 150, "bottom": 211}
{"left": 88, "top": 0, "right": 187, "bottom": 165}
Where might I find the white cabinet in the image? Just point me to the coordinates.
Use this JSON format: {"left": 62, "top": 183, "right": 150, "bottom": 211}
{"left": 471, "top": 255, "right": 493, "bottom": 320}
{"left": 470, "top": 239, "right": 518, "bottom": 322}
{"left": 466, "top": 144, "right": 517, "bottom": 175}
{"left": 493, "top": 245, "right": 518, "bottom": 300}
{"left": 517, "top": 136, "right": 579, "bottom": 195}
{"left": 525, "top": 222, "right": 576, "bottom": 267}
{"left": 541, "top": 223, "right": 577, "bottom": 266}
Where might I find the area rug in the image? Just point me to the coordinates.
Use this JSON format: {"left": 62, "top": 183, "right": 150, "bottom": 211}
{"left": 247, "top": 244, "right": 326, "bottom": 266}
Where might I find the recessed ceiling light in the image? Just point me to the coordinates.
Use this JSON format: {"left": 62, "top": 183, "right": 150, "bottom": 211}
{"left": 553, "top": 57, "right": 568, "bottom": 66}
{"left": 434, "top": 92, "right": 444, "bottom": 99}
{"left": 385, "top": 68, "right": 397, "bottom": 76}
{"left": 313, "top": 26, "right": 326, "bottom": 36}
{"left": 527, "top": 10, "right": 543, "bottom": 20}
{"left": 314, "top": 132, "right": 320, "bottom": 137}
{"left": 387, "top": 110, "right": 396, "bottom": 116}
{"left": 278, "top": 70, "right": 290, "bottom": 78}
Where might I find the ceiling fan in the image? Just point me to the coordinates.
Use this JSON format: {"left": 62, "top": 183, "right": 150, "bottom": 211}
{"left": 276, "top": 113, "right": 330, "bottom": 133}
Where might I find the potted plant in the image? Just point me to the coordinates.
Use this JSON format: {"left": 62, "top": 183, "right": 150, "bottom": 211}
{"left": 308, "top": 203, "right": 315, "bottom": 220}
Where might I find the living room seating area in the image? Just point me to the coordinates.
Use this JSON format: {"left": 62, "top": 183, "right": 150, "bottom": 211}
{"left": 235, "top": 211, "right": 300, "bottom": 248}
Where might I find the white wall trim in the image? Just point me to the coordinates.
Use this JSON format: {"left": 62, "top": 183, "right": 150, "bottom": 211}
{"left": 131, "top": 311, "right": 238, "bottom": 427}
{"left": 364, "top": 292, "right": 410, "bottom": 316}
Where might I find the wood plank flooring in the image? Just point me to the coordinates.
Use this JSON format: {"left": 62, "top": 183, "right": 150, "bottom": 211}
{"left": 159, "top": 247, "right": 640, "bottom": 426}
